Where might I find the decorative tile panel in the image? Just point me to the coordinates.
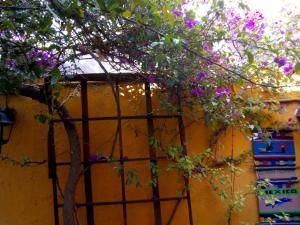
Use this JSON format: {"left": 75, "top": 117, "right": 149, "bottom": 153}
{"left": 253, "top": 131, "right": 300, "bottom": 224}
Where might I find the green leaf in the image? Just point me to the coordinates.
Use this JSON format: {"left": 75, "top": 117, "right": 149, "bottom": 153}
{"left": 29, "top": 62, "right": 43, "bottom": 78}
{"left": 246, "top": 51, "right": 254, "bottom": 65}
{"left": 164, "top": 35, "right": 172, "bottom": 44}
{"left": 107, "top": 0, "right": 121, "bottom": 12}
{"left": 149, "top": 137, "right": 160, "bottom": 149}
{"left": 49, "top": 44, "right": 61, "bottom": 51}
{"left": 39, "top": 16, "right": 52, "bottom": 32}
{"left": 34, "top": 114, "right": 48, "bottom": 124}
{"left": 50, "top": 68, "right": 62, "bottom": 86}
{"left": 2, "top": 18, "right": 15, "bottom": 29}
{"left": 96, "top": 0, "right": 107, "bottom": 11}
{"left": 66, "top": 23, "right": 73, "bottom": 34}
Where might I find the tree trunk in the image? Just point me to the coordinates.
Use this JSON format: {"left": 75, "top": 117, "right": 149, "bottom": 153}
{"left": 19, "top": 84, "right": 80, "bottom": 225}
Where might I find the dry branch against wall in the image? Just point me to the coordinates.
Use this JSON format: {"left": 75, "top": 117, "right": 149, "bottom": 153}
{"left": 19, "top": 84, "right": 80, "bottom": 225}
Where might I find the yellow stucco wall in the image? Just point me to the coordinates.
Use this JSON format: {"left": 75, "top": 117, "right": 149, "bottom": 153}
{"left": 1, "top": 83, "right": 300, "bottom": 225}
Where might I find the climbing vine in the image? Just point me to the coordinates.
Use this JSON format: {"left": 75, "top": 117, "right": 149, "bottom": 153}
{"left": 0, "top": 0, "right": 300, "bottom": 225}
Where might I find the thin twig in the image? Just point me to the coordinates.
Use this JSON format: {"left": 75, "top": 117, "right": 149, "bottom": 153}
{"left": 0, "top": 155, "right": 47, "bottom": 167}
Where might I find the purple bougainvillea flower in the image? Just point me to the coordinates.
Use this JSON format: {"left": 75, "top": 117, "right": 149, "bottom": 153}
{"left": 185, "top": 19, "right": 197, "bottom": 29}
{"left": 233, "top": 111, "right": 239, "bottom": 117}
{"left": 5, "top": 59, "right": 16, "bottom": 69}
{"left": 88, "top": 154, "right": 98, "bottom": 162}
{"left": 214, "top": 86, "right": 230, "bottom": 97}
{"left": 261, "top": 61, "right": 268, "bottom": 67}
{"left": 274, "top": 56, "right": 287, "bottom": 67}
{"left": 196, "top": 72, "right": 206, "bottom": 81}
{"left": 202, "top": 42, "right": 212, "bottom": 52}
{"left": 255, "top": 10, "right": 264, "bottom": 20}
{"left": 192, "top": 166, "right": 205, "bottom": 173}
{"left": 12, "top": 33, "right": 26, "bottom": 42}
{"left": 27, "top": 48, "right": 59, "bottom": 69}
{"left": 172, "top": 7, "right": 183, "bottom": 17}
{"left": 283, "top": 62, "right": 293, "bottom": 75}
{"left": 278, "top": 58, "right": 287, "bottom": 67}
{"left": 243, "top": 19, "right": 255, "bottom": 31}
{"left": 148, "top": 74, "right": 156, "bottom": 84}
{"left": 214, "top": 87, "right": 223, "bottom": 96}
{"left": 191, "top": 87, "right": 204, "bottom": 96}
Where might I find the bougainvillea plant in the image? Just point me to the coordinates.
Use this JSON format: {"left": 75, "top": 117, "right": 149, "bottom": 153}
{"left": 0, "top": 0, "right": 299, "bottom": 224}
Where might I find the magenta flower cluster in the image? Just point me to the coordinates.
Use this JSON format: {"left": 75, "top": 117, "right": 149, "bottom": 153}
{"left": 172, "top": 7, "right": 183, "bottom": 17}
{"left": 214, "top": 86, "right": 231, "bottom": 97}
{"left": 12, "top": 33, "right": 26, "bottom": 42}
{"left": 284, "top": 63, "right": 294, "bottom": 75}
{"left": 196, "top": 72, "right": 207, "bottom": 81}
{"left": 274, "top": 56, "right": 287, "bottom": 67}
{"left": 148, "top": 74, "right": 156, "bottom": 84}
{"left": 242, "top": 11, "right": 264, "bottom": 31}
{"left": 191, "top": 87, "right": 204, "bottom": 96}
{"left": 226, "top": 9, "right": 266, "bottom": 41}
{"left": 274, "top": 56, "right": 294, "bottom": 75}
{"left": 170, "top": 5, "right": 197, "bottom": 29}
{"left": 185, "top": 19, "right": 198, "bottom": 29}
{"left": 191, "top": 85, "right": 231, "bottom": 98}
{"left": 27, "top": 48, "right": 59, "bottom": 69}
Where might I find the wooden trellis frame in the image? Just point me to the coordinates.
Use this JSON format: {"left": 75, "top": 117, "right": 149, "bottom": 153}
{"left": 47, "top": 73, "right": 194, "bottom": 225}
